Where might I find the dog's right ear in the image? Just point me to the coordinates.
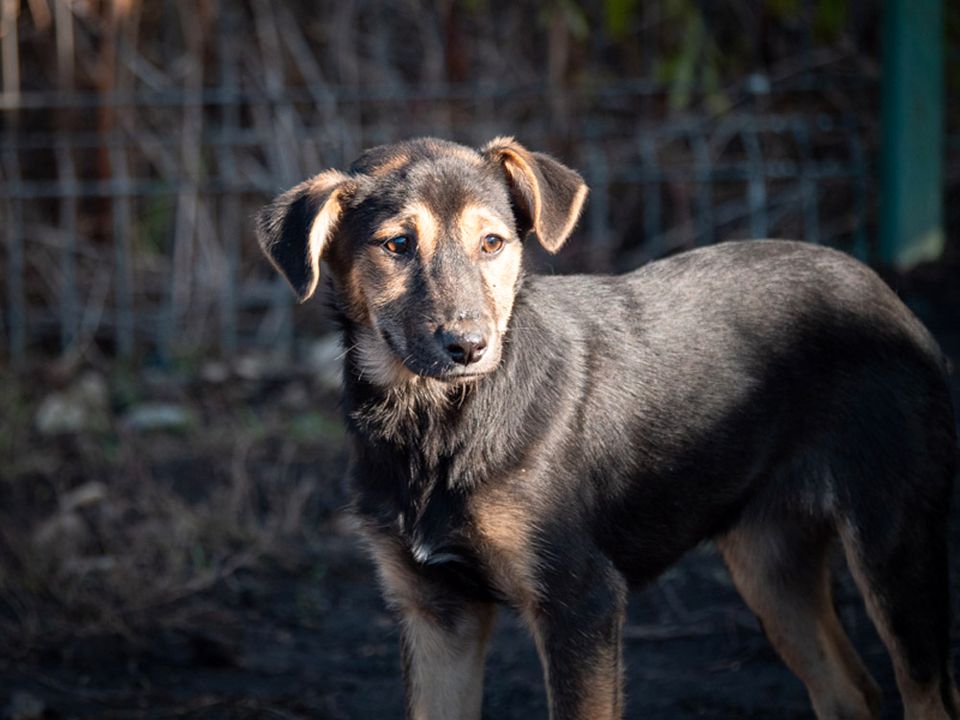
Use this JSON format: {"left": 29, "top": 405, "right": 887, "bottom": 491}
{"left": 255, "top": 170, "right": 354, "bottom": 303}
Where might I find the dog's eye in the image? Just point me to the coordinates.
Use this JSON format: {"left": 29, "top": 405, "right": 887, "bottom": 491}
{"left": 382, "top": 235, "right": 410, "bottom": 255}
{"left": 481, "top": 234, "right": 505, "bottom": 255}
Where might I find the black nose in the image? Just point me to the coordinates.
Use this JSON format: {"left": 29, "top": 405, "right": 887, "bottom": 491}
{"left": 438, "top": 328, "right": 487, "bottom": 366}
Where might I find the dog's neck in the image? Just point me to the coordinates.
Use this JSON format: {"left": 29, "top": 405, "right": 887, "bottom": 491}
{"left": 336, "top": 284, "right": 569, "bottom": 541}
{"left": 342, "top": 357, "right": 469, "bottom": 446}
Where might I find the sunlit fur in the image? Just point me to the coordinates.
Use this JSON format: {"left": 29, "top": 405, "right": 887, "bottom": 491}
{"left": 256, "top": 138, "right": 959, "bottom": 720}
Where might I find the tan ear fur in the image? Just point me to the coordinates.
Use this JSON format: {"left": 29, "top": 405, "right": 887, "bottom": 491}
{"left": 482, "top": 137, "right": 588, "bottom": 253}
{"left": 255, "top": 170, "right": 352, "bottom": 302}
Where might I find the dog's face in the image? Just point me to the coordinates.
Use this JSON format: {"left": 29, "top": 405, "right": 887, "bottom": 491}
{"left": 256, "top": 137, "right": 587, "bottom": 385}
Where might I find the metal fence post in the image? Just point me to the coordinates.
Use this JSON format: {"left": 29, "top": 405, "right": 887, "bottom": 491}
{"left": 793, "top": 122, "right": 820, "bottom": 246}
{"left": 586, "top": 144, "right": 611, "bottom": 271}
{"left": 217, "top": 7, "right": 240, "bottom": 358}
{"left": 109, "top": 136, "right": 135, "bottom": 361}
{"left": 640, "top": 134, "right": 661, "bottom": 257}
{"left": 880, "top": 0, "right": 944, "bottom": 268}
{"left": 2, "top": 145, "right": 25, "bottom": 366}
{"left": 692, "top": 129, "right": 714, "bottom": 246}
{"left": 847, "top": 123, "right": 869, "bottom": 261}
{"left": 743, "top": 124, "right": 768, "bottom": 238}
{"left": 56, "top": 140, "right": 79, "bottom": 352}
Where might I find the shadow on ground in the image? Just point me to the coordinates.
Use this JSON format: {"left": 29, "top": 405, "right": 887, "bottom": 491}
{"left": 1, "top": 263, "right": 958, "bottom": 720}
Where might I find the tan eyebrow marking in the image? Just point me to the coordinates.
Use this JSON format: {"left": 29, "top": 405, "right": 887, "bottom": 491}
{"left": 370, "top": 202, "right": 441, "bottom": 262}
{"left": 457, "top": 203, "right": 515, "bottom": 252}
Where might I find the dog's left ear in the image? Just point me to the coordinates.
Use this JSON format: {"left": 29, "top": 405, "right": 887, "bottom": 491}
{"left": 255, "top": 170, "right": 354, "bottom": 302}
{"left": 482, "top": 137, "right": 588, "bottom": 253}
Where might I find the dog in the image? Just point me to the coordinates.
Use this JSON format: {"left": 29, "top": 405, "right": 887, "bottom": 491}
{"left": 256, "top": 137, "right": 958, "bottom": 720}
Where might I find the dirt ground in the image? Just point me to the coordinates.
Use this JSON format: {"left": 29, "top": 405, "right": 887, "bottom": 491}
{"left": 1, "top": 262, "right": 958, "bottom": 720}
{"left": 3, "top": 533, "right": 940, "bottom": 720}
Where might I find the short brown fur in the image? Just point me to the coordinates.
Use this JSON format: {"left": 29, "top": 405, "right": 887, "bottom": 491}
{"left": 718, "top": 524, "right": 882, "bottom": 719}
{"left": 470, "top": 489, "right": 542, "bottom": 610}
{"left": 255, "top": 137, "right": 959, "bottom": 720}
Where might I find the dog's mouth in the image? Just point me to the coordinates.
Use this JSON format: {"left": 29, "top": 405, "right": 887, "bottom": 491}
{"left": 380, "top": 328, "right": 499, "bottom": 383}
{"left": 432, "top": 365, "right": 492, "bottom": 382}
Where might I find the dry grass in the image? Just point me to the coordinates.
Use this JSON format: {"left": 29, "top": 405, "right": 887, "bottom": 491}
{"left": 0, "top": 359, "right": 347, "bottom": 656}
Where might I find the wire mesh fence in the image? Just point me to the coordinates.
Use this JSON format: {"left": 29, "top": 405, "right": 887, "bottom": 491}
{"left": 1, "top": 0, "right": 949, "bottom": 369}
{"left": 1, "top": 92, "right": 876, "bottom": 366}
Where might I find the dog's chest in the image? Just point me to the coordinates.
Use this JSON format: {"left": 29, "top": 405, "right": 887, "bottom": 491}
{"left": 398, "top": 484, "right": 473, "bottom": 567}
{"left": 368, "top": 476, "right": 499, "bottom": 599}
{"left": 353, "top": 450, "right": 476, "bottom": 567}
{"left": 347, "top": 391, "right": 505, "bottom": 595}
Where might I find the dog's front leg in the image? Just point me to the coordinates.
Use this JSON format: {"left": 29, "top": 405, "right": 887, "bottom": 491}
{"left": 530, "top": 566, "right": 628, "bottom": 720}
{"left": 369, "top": 536, "right": 496, "bottom": 719}
{"left": 398, "top": 600, "right": 496, "bottom": 720}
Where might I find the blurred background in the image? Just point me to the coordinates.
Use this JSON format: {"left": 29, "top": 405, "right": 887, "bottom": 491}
{"left": 0, "top": 1, "right": 958, "bottom": 718}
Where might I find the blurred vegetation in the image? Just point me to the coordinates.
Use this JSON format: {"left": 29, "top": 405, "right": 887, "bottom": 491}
{"left": 5, "top": 1, "right": 891, "bottom": 114}
{"left": 0, "top": 0, "right": 957, "bottom": 676}
{"left": 5, "top": 0, "right": 957, "bottom": 132}
{"left": 0, "top": 0, "right": 912, "bottom": 366}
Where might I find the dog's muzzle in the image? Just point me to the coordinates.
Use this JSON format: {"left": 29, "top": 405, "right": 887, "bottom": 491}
{"left": 436, "top": 326, "right": 488, "bottom": 366}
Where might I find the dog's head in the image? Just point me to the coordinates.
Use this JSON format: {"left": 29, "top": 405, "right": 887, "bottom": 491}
{"left": 256, "top": 137, "right": 587, "bottom": 385}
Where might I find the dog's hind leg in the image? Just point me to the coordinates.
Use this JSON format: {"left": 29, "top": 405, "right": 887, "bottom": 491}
{"left": 527, "top": 561, "right": 628, "bottom": 720}
{"left": 838, "top": 497, "right": 958, "bottom": 720}
{"left": 718, "top": 518, "right": 882, "bottom": 720}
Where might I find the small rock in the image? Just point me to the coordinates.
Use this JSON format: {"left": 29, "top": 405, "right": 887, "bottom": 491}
{"left": 74, "top": 372, "right": 109, "bottom": 408}
{"left": 234, "top": 354, "right": 266, "bottom": 381}
{"left": 200, "top": 361, "right": 230, "bottom": 384}
{"left": 32, "top": 511, "right": 89, "bottom": 554}
{"left": 5, "top": 691, "right": 45, "bottom": 720}
{"left": 281, "top": 381, "right": 310, "bottom": 409}
{"left": 60, "top": 481, "right": 107, "bottom": 512}
{"left": 122, "top": 402, "right": 193, "bottom": 431}
{"left": 35, "top": 393, "right": 86, "bottom": 435}
{"left": 34, "top": 371, "right": 109, "bottom": 436}
{"left": 62, "top": 555, "right": 117, "bottom": 576}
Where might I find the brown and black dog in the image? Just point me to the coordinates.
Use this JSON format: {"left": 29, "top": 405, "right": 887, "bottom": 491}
{"left": 256, "top": 137, "right": 958, "bottom": 720}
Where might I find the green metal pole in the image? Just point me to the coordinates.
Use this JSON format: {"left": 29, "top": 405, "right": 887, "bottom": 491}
{"left": 880, "top": 0, "right": 944, "bottom": 268}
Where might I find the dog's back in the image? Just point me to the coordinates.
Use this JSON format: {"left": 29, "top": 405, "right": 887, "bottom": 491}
{"left": 490, "top": 238, "right": 954, "bottom": 577}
